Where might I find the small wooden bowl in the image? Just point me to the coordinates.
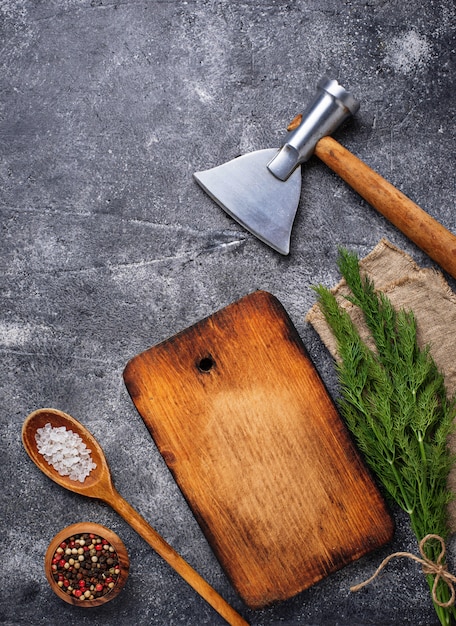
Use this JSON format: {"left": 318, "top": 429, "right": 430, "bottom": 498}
{"left": 45, "top": 522, "right": 129, "bottom": 607}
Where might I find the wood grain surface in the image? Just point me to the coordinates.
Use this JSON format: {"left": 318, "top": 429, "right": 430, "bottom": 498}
{"left": 123, "top": 291, "right": 394, "bottom": 609}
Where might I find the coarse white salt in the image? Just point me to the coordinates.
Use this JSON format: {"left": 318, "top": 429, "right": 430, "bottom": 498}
{"left": 35, "top": 422, "right": 97, "bottom": 483}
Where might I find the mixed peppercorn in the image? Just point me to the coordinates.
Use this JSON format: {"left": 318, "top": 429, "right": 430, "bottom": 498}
{"left": 50, "top": 532, "right": 121, "bottom": 601}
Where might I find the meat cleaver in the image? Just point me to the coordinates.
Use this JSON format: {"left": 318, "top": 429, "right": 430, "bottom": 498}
{"left": 194, "top": 77, "right": 456, "bottom": 280}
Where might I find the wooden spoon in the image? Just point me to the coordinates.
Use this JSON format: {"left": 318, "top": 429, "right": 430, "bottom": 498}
{"left": 22, "top": 408, "right": 249, "bottom": 626}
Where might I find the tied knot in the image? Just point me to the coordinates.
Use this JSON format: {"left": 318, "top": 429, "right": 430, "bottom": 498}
{"left": 351, "top": 534, "right": 456, "bottom": 609}
{"left": 422, "top": 561, "right": 446, "bottom": 578}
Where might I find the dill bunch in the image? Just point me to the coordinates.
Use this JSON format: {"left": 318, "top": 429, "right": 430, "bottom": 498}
{"left": 313, "top": 248, "right": 456, "bottom": 626}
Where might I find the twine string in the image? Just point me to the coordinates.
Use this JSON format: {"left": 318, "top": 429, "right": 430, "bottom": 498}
{"left": 350, "top": 534, "right": 456, "bottom": 609}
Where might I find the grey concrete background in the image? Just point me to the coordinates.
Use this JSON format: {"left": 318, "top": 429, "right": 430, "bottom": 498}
{"left": 1, "top": 1, "right": 455, "bottom": 625}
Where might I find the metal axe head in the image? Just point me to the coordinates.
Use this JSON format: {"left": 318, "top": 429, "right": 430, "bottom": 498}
{"left": 193, "top": 77, "right": 359, "bottom": 254}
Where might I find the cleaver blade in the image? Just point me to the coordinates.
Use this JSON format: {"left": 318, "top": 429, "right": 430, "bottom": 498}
{"left": 193, "top": 149, "right": 302, "bottom": 255}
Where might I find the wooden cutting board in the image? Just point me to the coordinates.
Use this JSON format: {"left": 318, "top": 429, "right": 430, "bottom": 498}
{"left": 123, "top": 291, "right": 394, "bottom": 609}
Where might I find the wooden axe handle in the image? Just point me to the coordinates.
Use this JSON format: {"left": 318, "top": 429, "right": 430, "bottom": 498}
{"left": 314, "top": 135, "right": 456, "bottom": 280}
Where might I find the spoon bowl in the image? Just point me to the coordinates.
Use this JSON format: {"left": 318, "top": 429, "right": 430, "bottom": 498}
{"left": 22, "top": 408, "right": 248, "bottom": 626}
{"left": 22, "top": 408, "right": 113, "bottom": 498}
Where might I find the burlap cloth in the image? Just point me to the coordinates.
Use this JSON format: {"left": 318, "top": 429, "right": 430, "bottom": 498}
{"left": 306, "top": 238, "right": 456, "bottom": 532}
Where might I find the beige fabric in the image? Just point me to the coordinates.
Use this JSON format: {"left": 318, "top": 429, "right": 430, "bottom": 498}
{"left": 306, "top": 238, "right": 456, "bottom": 531}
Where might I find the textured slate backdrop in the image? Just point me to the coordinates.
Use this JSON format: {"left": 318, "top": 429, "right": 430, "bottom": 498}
{"left": 1, "top": 1, "right": 455, "bottom": 624}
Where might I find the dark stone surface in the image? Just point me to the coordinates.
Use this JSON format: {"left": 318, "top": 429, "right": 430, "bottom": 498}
{"left": 1, "top": 1, "right": 455, "bottom": 625}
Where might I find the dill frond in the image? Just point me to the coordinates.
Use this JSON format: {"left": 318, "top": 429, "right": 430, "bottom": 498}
{"left": 313, "top": 248, "right": 456, "bottom": 626}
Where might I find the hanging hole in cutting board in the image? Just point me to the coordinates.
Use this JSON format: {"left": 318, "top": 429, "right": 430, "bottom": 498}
{"left": 197, "top": 356, "right": 215, "bottom": 372}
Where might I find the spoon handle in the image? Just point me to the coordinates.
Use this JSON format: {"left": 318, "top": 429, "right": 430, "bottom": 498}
{"left": 105, "top": 488, "right": 249, "bottom": 626}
